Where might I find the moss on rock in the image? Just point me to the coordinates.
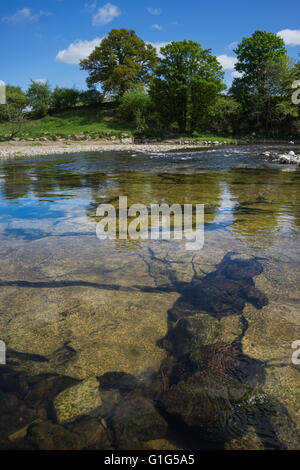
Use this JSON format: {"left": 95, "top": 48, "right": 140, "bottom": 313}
{"left": 53, "top": 377, "right": 102, "bottom": 424}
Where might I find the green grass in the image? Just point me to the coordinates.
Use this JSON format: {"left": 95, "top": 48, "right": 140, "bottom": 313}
{"left": 186, "top": 135, "right": 237, "bottom": 144}
{"left": 0, "top": 107, "right": 135, "bottom": 141}
{"left": 0, "top": 107, "right": 238, "bottom": 143}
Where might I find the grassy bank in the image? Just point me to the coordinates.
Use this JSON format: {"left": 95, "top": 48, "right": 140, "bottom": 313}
{"left": 0, "top": 107, "right": 240, "bottom": 144}
{"left": 0, "top": 108, "right": 135, "bottom": 142}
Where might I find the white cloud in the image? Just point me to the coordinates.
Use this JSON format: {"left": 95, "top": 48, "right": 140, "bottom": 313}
{"left": 92, "top": 3, "right": 121, "bottom": 26}
{"left": 2, "top": 8, "right": 51, "bottom": 23}
{"left": 277, "top": 29, "right": 300, "bottom": 46}
{"left": 33, "top": 78, "right": 48, "bottom": 84}
{"left": 231, "top": 71, "right": 243, "bottom": 79}
{"left": 147, "top": 41, "right": 170, "bottom": 57}
{"left": 56, "top": 37, "right": 103, "bottom": 64}
{"left": 226, "top": 41, "right": 238, "bottom": 50}
{"left": 152, "top": 24, "right": 163, "bottom": 31}
{"left": 217, "top": 54, "right": 237, "bottom": 70}
{"left": 148, "top": 7, "right": 162, "bottom": 15}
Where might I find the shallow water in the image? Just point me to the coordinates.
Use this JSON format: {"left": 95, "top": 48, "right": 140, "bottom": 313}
{"left": 0, "top": 145, "right": 299, "bottom": 450}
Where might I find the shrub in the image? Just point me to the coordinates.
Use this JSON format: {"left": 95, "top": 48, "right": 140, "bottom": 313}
{"left": 119, "top": 85, "right": 152, "bottom": 129}
{"left": 80, "top": 89, "right": 103, "bottom": 107}
{"left": 51, "top": 87, "right": 80, "bottom": 112}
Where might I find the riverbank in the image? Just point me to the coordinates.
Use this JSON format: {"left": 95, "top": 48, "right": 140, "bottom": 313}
{"left": 1, "top": 139, "right": 300, "bottom": 162}
{"left": 261, "top": 150, "right": 300, "bottom": 165}
{"left": 0, "top": 139, "right": 229, "bottom": 159}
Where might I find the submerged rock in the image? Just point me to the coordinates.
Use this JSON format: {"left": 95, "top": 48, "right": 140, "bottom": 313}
{"left": 170, "top": 314, "right": 244, "bottom": 360}
{"left": 113, "top": 393, "right": 168, "bottom": 448}
{"left": 53, "top": 377, "right": 102, "bottom": 424}
{"left": 68, "top": 417, "right": 113, "bottom": 450}
{"left": 99, "top": 371, "right": 139, "bottom": 393}
{"left": 26, "top": 421, "right": 82, "bottom": 450}
{"left": 169, "top": 253, "right": 268, "bottom": 319}
{"left": 156, "top": 252, "right": 274, "bottom": 445}
{"left": 171, "top": 315, "right": 221, "bottom": 357}
{"left": 25, "top": 374, "right": 79, "bottom": 404}
{"left": 161, "top": 372, "right": 234, "bottom": 440}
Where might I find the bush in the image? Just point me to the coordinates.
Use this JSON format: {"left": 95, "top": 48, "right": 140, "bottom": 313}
{"left": 119, "top": 85, "right": 152, "bottom": 129}
{"left": 0, "top": 85, "right": 28, "bottom": 122}
{"left": 80, "top": 89, "right": 103, "bottom": 107}
{"left": 27, "top": 80, "right": 52, "bottom": 118}
{"left": 51, "top": 87, "right": 80, "bottom": 112}
{"left": 202, "top": 96, "right": 242, "bottom": 135}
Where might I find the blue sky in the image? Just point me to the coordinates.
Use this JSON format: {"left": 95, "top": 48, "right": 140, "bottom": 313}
{"left": 0, "top": 0, "right": 299, "bottom": 92}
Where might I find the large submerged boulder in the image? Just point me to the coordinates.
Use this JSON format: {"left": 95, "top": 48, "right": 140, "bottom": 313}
{"left": 112, "top": 392, "right": 168, "bottom": 448}
{"left": 53, "top": 377, "right": 102, "bottom": 424}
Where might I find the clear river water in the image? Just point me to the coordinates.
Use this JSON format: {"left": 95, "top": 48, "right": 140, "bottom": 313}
{"left": 0, "top": 145, "right": 299, "bottom": 450}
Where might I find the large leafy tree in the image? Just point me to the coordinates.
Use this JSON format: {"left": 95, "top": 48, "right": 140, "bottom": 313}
{"left": 80, "top": 29, "right": 157, "bottom": 98}
{"left": 229, "top": 31, "right": 295, "bottom": 135}
{"left": 0, "top": 85, "right": 28, "bottom": 138}
{"left": 27, "top": 80, "right": 52, "bottom": 117}
{"left": 233, "top": 30, "right": 286, "bottom": 86}
{"left": 0, "top": 85, "right": 28, "bottom": 121}
{"left": 150, "top": 40, "right": 225, "bottom": 133}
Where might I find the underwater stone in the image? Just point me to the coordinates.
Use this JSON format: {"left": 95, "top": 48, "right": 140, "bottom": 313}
{"left": 53, "top": 377, "right": 102, "bottom": 424}
{"left": 68, "top": 417, "right": 113, "bottom": 450}
{"left": 171, "top": 314, "right": 222, "bottom": 357}
{"left": 161, "top": 366, "right": 251, "bottom": 440}
{"left": 113, "top": 392, "right": 168, "bottom": 448}
{"left": 161, "top": 372, "right": 232, "bottom": 430}
{"left": 180, "top": 254, "right": 268, "bottom": 317}
{"left": 26, "top": 421, "right": 82, "bottom": 450}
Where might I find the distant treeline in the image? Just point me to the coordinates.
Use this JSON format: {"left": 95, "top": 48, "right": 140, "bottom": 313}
{"left": 1, "top": 28, "right": 300, "bottom": 138}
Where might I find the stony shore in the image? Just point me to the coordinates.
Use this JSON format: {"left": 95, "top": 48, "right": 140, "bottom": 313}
{"left": 261, "top": 150, "right": 300, "bottom": 165}
{"left": 0, "top": 139, "right": 227, "bottom": 159}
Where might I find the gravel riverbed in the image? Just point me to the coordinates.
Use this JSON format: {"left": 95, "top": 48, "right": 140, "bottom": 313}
{"left": 0, "top": 140, "right": 224, "bottom": 159}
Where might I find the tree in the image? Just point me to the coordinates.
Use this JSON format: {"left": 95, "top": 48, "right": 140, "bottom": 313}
{"left": 80, "top": 88, "right": 103, "bottom": 107}
{"left": 230, "top": 31, "right": 298, "bottom": 136}
{"left": 0, "top": 85, "right": 28, "bottom": 120}
{"left": 150, "top": 40, "right": 225, "bottom": 133}
{"left": 0, "top": 85, "right": 28, "bottom": 138}
{"left": 229, "top": 31, "right": 293, "bottom": 135}
{"left": 51, "top": 87, "right": 80, "bottom": 112}
{"left": 233, "top": 31, "right": 286, "bottom": 85}
{"left": 203, "top": 96, "right": 242, "bottom": 135}
{"left": 80, "top": 29, "right": 157, "bottom": 98}
{"left": 119, "top": 85, "right": 152, "bottom": 129}
{"left": 27, "top": 80, "right": 52, "bottom": 117}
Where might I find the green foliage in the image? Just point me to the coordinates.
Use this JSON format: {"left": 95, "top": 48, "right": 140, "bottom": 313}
{"left": 119, "top": 85, "right": 152, "bottom": 129}
{"left": 80, "top": 89, "right": 103, "bottom": 107}
{"left": 0, "top": 107, "right": 135, "bottom": 141}
{"left": 150, "top": 40, "right": 225, "bottom": 133}
{"left": 203, "top": 96, "right": 242, "bottom": 135}
{"left": 27, "top": 80, "right": 52, "bottom": 117}
{"left": 0, "top": 85, "right": 28, "bottom": 138}
{"left": 51, "top": 87, "right": 80, "bottom": 112}
{"left": 1, "top": 29, "right": 299, "bottom": 141}
{"left": 0, "top": 85, "right": 28, "bottom": 121}
{"left": 233, "top": 30, "right": 286, "bottom": 83}
{"left": 80, "top": 29, "right": 157, "bottom": 97}
{"left": 230, "top": 31, "right": 300, "bottom": 136}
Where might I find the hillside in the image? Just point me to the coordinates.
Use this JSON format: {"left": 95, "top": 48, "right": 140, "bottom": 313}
{"left": 0, "top": 107, "right": 135, "bottom": 142}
